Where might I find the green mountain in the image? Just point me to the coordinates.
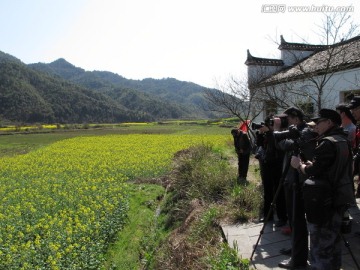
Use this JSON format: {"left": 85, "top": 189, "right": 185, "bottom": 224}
{"left": 0, "top": 57, "right": 144, "bottom": 123}
{"left": 30, "top": 58, "right": 221, "bottom": 119}
{"left": 0, "top": 52, "right": 225, "bottom": 124}
{"left": 0, "top": 51, "right": 22, "bottom": 64}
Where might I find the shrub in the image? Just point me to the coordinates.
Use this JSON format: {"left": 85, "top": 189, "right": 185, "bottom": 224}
{"left": 163, "top": 144, "right": 235, "bottom": 229}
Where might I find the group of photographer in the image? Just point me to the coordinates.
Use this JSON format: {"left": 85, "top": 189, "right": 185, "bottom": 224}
{"left": 252, "top": 98, "right": 360, "bottom": 270}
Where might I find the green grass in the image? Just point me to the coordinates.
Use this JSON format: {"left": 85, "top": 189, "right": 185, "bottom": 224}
{"left": 0, "top": 123, "right": 231, "bottom": 157}
{"left": 0, "top": 133, "right": 74, "bottom": 157}
{"left": 102, "top": 183, "right": 165, "bottom": 270}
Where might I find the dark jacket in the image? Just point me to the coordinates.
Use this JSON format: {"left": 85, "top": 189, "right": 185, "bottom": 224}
{"left": 232, "top": 130, "right": 251, "bottom": 155}
{"left": 304, "top": 127, "right": 355, "bottom": 208}
{"left": 275, "top": 122, "right": 317, "bottom": 185}
{"left": 256, "top": 130, "right": 284, "bottom": 164}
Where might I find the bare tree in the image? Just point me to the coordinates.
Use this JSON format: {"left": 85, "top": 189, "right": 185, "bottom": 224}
{"left": 318, "top": 10, "right": 358, "bottom": 45}
{"left": 254, "top": 11, "right": 360, "bottom": 115}
{"left": 300, "top": 11, "right": 359, "bottom": 110}
{"left": 204, "top": 74, "right": 264, "bottom": 138}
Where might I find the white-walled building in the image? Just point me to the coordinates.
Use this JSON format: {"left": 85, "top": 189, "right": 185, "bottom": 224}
{"left": 246, "top": 35, "right": 360, "bottom": 121}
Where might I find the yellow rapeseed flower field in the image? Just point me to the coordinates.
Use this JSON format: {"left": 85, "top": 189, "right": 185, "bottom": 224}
{"left": 0, "top": 134, "right": 228, "bottom": 269}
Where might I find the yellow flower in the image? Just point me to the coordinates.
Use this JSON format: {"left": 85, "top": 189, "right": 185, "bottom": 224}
{"left": 0, "top": 133, "right": 227, "bottom": 268}
{"left": 34, "top": 234, "right": 41, "bottom": 246}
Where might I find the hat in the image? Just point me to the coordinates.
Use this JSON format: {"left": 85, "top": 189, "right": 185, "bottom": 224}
{"left": 336, "top": 103, "right": 350, "bottom": 112}
{"left": 311, "top": 108, "right": 341, "bottom": 126}
{"left": 277, "top": 107, "right": 304, "bottom": 119}
{"left": 347, "top": 96, "right": 360, "bottom": 109}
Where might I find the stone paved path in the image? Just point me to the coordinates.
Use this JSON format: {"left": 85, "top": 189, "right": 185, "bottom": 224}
{"left": 221, "top": 199, "right": 360, "bottom": 270}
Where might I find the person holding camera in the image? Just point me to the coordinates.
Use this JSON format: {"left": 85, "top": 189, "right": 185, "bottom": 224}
{"left": 290, "top": 108, "right": 355, "bottom": 270}
{"left": 231, "top": 127, "right": 251, "bottom": 183}
{"left": 273, "top": 107, "right": 317, "bottom": 269}
{"left": 255, "top": 115, "right": 288, "bottom": 226}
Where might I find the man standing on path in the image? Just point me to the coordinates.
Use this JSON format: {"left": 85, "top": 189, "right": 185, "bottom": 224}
{"left": 256, "top": 115, "right": 288, "bottom": 226}
{"left": 231, "top": 126, "right": 251, "bottom": 184}
{"left": 273, "top": 107, "right": 317, "bottom": 269}
{"left": 291, "top": 109, "right": 355, "bottom": 270}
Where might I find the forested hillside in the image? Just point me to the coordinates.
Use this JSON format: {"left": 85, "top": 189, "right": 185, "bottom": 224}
{"left": 30, "top": 58, "right": 221, "bottom": 119}
{"left": 0, "top": 52, "right": 226, "bottom": 124}
{"left": 0, "top": 60, "right": 145, "bottom": 123}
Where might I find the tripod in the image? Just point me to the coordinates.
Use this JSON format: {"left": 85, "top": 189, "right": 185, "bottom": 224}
{"left": 250, "top": 153, "right": 292, "bottom": 263}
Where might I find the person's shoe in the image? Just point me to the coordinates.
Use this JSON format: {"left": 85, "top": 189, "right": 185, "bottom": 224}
{"left": 279, "top": 247, "right": 291, "bottom": 256}
{"left": 237, "top": 177, "right": 248, "bottom": 185}
{"left": 278, "top": 258, "right": 307, "bottom": 269}
{"left": 275, "top": 219, "right": 287, "bottom": 227}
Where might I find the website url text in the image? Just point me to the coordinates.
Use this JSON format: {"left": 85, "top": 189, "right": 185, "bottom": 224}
{"left": 261, "top": 4, "right": 354, "bottom": 14}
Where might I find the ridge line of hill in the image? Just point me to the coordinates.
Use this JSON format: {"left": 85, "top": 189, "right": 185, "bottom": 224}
{"left": 0, "top": 51, "right": 227, "bottom": 124}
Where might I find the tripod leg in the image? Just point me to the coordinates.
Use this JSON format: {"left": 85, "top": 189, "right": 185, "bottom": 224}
{"left": 249, "top": 202, "right": 274, "bottom": 261}
{"left": 250, "top": 156, "right": 292, "bottom": 262}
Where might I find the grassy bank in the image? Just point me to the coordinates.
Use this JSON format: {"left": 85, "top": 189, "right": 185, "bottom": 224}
{"left": 124, "top": 144, "right": 262, "bottom": 270}
{"left": 102, "top": 183, "right": 165, "bottom": 269}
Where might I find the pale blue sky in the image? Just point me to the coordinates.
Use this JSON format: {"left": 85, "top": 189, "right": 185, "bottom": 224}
{"left": 1, "top": 0, "right": 359, "bottom": 88}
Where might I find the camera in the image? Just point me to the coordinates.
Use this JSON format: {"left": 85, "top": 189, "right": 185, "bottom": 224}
{"left": 273, "top": 125, "right": 301, "bottom": 142}
{"left": 274, "top": 124, "right": 317, "bottom": 162}
{"left": 251, "top": 122, "right": 265, "bottom": 130}
{"left": 252, "top": 116, "right": 289, "bottom": 131}
{"left": 269, "top": 117, "right": 289, "bottom": 129}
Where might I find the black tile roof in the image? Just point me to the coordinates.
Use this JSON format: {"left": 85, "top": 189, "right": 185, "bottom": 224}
{"left": 245, "top": 50, "right": 284, "bottom": 66}
{"left": 255, "top": 35, "right": 360, "bottom": 87}
{"left": 278, "top": 35, "right": 327, "bottom": 51}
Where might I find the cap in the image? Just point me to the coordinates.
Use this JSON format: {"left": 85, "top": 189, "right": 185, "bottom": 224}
{"left": 336, "top": 103, "right": 350, "bottom": 112}
{"left": 311, "top": 108, "right": 341, "bottom": 126}
{"left": 277, "top": 107, "right": 304, "bottom": 119}
{"left": 337, "top": 102, "right": 357, "bottom": 125}
{"left": 347, "top": 96, "right": 360, "bottom": 110}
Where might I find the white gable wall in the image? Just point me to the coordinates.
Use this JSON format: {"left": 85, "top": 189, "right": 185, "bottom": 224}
{"left": 252, "top": 67, "right": 360, "bottom": 122}
{"left": 248, "top": 65, "right": 283, "bottom": 85}
{"left": 281, "top": 50, "right": 314, "bottom": 67}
